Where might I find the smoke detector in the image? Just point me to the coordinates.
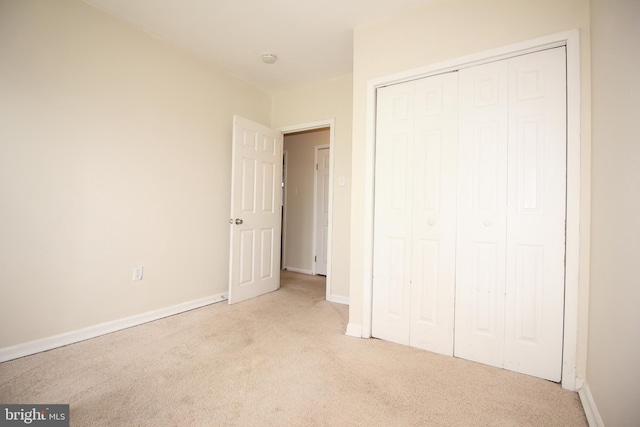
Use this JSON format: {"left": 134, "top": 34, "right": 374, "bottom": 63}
{"left": 262, "top": 53, "right": 277, "bottom": 64}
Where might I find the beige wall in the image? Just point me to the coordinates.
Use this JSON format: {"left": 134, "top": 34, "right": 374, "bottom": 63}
{"left": 588, "top": 0, "right": 640, "bottom": 424}
{"left": 349, "top": 0, "right": 591, "bottom": 376}
{"left": 272, "top": 75, "right": 353, "bottom": 299}
{"left": 283, "top": 129, "right": 330, "bottom": 273}
{"left": 0, "top": 0, "right": 271, "bottom": 347}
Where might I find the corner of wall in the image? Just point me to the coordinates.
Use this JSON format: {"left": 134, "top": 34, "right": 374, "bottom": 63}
{"left": 345, "top": 322, "right": 363, "bottom": 338}
{"left": 327, "top": 295, "right": 349, "bottom": 305}
{"left": 578, "top": 380, "right": 605, "bottom": 427}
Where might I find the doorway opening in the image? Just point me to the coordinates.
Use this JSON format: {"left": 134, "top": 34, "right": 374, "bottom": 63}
{"left": 279, "top": 119, "right": 335, "bottom": 301}
{"left": 282, "top": 128, "right": 329, "bottom": 275}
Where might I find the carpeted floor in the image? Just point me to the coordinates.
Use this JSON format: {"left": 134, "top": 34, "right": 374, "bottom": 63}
{"left": 0, "top": 270, "right": 587, "bottom": 426}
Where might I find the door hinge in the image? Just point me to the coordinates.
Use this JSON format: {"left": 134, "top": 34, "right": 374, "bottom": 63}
{"left": 314, "top": 255, "right": 317, "bottom": 262}
{"left": 316, "top": 163, "right": 318, "bottom": 170}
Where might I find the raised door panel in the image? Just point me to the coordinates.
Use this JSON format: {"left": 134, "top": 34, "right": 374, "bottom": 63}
{"left": 238, "top": 229, "right": 255, "bottom": 286}
{"left": 455, "top": 60, "right": 509, "bottom": 369}
{"left": 504, "top": 47, "right": 567, "bottom": 381}
{"left": 261, "top": 161, "right": 276, "bottom": 213}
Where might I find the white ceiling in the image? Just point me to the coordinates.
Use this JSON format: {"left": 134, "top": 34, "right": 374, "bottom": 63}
{"left": 84, "top": 0, "right": 436, "bottom": 94}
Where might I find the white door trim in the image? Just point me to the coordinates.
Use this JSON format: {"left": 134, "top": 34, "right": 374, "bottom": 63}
{"left": 279, "top": 119, "right": 336, "bottom": 301}
{"left": 313, "top": 144, "right": 330, "bottom": 276}
{"left": 360, "top": 30, "right": 583, "bottom": 390}
{"left": 281, "top": 149, "right": 288, "bottom": 270}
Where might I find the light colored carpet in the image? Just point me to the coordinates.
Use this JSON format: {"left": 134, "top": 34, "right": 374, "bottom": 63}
{"left": 0, "top": 270, "right": 587, "bottom": 426}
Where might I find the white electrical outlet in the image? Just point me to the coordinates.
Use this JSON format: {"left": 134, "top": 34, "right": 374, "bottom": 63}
{"left": 133, "top": 265, "right": 143, "bottom": 281}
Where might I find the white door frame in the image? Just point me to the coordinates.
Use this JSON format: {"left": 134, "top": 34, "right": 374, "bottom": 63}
{"left": 281, "top": 149, "right": 288, "bottom": 269}
{"left": 279, "top": 119, "right": 336, "bottom": 301}
{"left": 313, "top": 144, "right": 330, "bottom": 276}
{"left": 360, "top": 30, "right": 583, "bottom": 390}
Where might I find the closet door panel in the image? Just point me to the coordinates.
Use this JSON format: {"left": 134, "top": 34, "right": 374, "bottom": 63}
{"left": 372, "top": 82, "right": 414, "bottom": 345}
{"left": 373, "top": 72, "right": 458, "bottom": 355}
{"left": 504, "top": 48, "right": 567, "bottom": 381}
{"left": 455, "top": 61, "right": 509, "bottom": 369}
{"left": 410, "top": 73, "right": 458, "bottom": 355}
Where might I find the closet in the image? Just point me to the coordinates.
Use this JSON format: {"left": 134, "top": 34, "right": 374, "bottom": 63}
{"left": 372, "top": 47, "right": 567, "bottom": 382}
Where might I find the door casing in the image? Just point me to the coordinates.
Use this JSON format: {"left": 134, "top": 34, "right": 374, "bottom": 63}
{"left": 313, "top": 144, "right": 330, "bottom": 276}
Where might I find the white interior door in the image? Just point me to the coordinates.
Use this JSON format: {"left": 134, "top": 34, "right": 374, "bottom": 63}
{"left": 372, "top": 48, "right": 567, "bottom": 382}
{"left": 455, "top": 48, "right": 567, "bottom": 381}
{"left": 409, "top": 74, "right": 459, "bottom": 355}
{"left": 372, "top": 80, "right": 413, "bottom": 345}
{"left": 503, "top": 48, "right": 567, "bottom": 381}
{"left": 228, "top": 115, "right": 283, "bottom": 304}
{"left": 454, "top": 60, "right": 510, "bottom": 369}
{"left": 314, "top": 146, "right": 330, "bottom": 276}
{"left": 372, "top": 71, "right": 459, "bottom": 354}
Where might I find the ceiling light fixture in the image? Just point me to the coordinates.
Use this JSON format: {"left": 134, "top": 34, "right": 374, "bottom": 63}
{"left": 262, "top": 53, "right": 277, "bottom": 64}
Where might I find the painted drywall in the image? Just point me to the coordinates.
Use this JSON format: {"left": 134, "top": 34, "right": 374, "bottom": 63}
{"left": 349, "top": 0, "right": 591, "bottom": 378}
{"left": 0, "top": 0, "right": 271, "bottom": 348}
{"left": 588, "top": 0, "right": 640, "bottom": 424}
{"left": 283, "top": 129, "right": 330, "bottom": 273}
{"left": 272, "top": 75, "right": 353, "bottom": 299}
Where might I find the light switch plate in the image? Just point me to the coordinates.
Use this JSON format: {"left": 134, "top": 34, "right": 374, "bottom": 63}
{"left": 133, "top": 266, "right": 143, "bottom": 281}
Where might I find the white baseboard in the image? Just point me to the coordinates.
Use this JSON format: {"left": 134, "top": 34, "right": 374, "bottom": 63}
{"left": 0, "top": 293, "right": 228, "bottom": 363}
{"left": 283, "top": 266, "right": 314, "bottom": 275}
{"left": 579, "top": 380, "right": 605, "bottom": 427}
{"left": 345, "top": 323, "right": 363, "bottom": 338}
{"left": 327, "top": 294, "right": 349, "bottom": 305}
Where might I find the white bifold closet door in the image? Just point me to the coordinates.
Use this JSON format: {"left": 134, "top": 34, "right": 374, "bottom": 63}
{"left": 455, "top": 48, "right": 567, "bottom": 382}
{"left": 372, "top": 47, "right": 567, "bottom": 382}
{"left": 372, "top": 72, "right": 459, "bottom": 356}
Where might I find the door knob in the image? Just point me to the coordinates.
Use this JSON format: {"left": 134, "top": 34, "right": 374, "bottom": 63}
{"left": 234, "top": 218, "right": 243, "bottom": 225}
